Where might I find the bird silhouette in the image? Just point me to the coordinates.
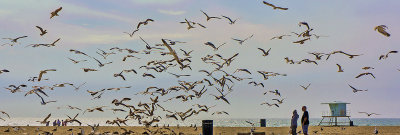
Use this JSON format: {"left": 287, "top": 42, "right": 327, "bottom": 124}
{"left": 374, "top": 25, "right": 390, "bottom": 37}
{"left": 200, "top": 10, "right": 221, "bottom": 21}
{"left": 137, "top": 19, "right": 154, "bottom": 29}
{"left": 50, "top": 7, "right": 62, "bottom": 19}
{"left": 35, "top": 26, "right": 47, "bottom": 36}
{"left": 221, "top": 15, "right": 238, "bottom": 24}
{"left": 348, "top": 84, "right": 368, "bottom": 93}
{"left": 300, "top": 83, "right": 311, "bottom": 90}
{"left": 336, "top": 64, "right": 344, "bottom": 72}
{"left": 262, "top": 1, "right": 288, "bottom": 10}
{"left": 38, "top": 69, "right": 57, "bottom": 81}
{"left": 359, "top": 112, "right": 380, "bottom": 117}
{"left": 258, "top": 48, "right": 271, "bottom": 56}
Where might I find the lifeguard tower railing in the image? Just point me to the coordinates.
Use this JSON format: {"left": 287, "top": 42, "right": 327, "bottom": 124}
{"left": 318, "top": 110, "right": 353, "bottom": 126}
{"left": 321, "top": 110, "right": 351, "bottom": 117}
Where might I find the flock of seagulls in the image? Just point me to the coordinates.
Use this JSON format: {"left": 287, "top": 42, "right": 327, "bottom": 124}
{"left": 0, "top": 1, "right": 395, "bottom": 134}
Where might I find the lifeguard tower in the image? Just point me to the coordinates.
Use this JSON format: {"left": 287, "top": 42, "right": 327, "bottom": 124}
{"left": 318, "top": 101, "right": 353, "bottom": 126}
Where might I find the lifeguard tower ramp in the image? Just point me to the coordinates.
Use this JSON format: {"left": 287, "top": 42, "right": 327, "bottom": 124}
{"left": 318, "top": 101, "right": 353, "bottom": 126}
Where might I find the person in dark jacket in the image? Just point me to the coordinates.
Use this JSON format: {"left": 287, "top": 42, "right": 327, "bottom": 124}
{"left": 291, "top": 110, "right": 299, "bottom": 135}
{"left": 301, "top": 106, "right": 309, "bottom": 135}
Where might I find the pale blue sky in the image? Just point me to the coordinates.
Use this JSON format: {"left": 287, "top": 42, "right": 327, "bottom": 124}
{"left": 0, "top": 0, "right": 399, "bottom": 121}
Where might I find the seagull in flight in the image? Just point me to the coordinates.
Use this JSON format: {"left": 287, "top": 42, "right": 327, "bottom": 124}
{"left": 336, "top": 64, "right": 344, "bottom": 72}
{"left": 35, "top": 26, "right": 47, "bottom": 36}
{"left": 2, "top": 36, "right": 28, "bottom": 46}
{"left": 50, "top": 7, "right": 62, "bottom": 19}
{"left": 221, "top": 15, "right": 238, "bottom": 25}
{"left": 262, "top": 1, "right": 288, "bottom": 10}
{"left": 359, "top": 112, "right": 380, "bottom": 117}
{"left": 348, "top": 84, "right": 368, "bottom": 93}
{"left": 38, "top": 69, "right": 57, "bottom": 81}
{"left": 271, "top": 35, "right": 291, "bottom": 40}
{"left": 374, "top": 25, "right": 390, "bottom": 37}
{"left": 300, "top": 83, "right": 311, "bottom": 90}
{"left": 0, "top": 69, "right": 10, "bottom": 74}
{"left": 232, "top": 34, "right": 253, "bottom": 45}
{"left": 355, "top": 72, "right": 375, "bottom": 79}
{"left": 258, "top": 48, "right": 271, "bottom": 56}
{"left": 200, "top": 10, "right": 221, "bottom": 21}
{"left": 137, "top": 19, "right": 154, "bottom": 29}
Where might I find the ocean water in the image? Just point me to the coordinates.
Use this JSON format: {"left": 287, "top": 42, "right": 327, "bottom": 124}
{"left": 1, "top": 118, "right": 400, "bottom": 127}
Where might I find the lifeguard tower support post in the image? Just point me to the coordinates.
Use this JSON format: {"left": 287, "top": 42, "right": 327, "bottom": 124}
{"left": 318, "top": 101, "right": 353, "bottom": 126}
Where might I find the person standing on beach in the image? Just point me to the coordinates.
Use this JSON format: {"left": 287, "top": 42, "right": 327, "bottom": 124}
{"left": 301, "top": 106, "right": 309, "bottom": 135}
{"left": 53, "top": 120, "right": 57, "bottom": 126}
{"left": 57, "top": 119, "right": 61, "bottom": 126}
{"left": 291, "top": 110, "right": 299, "bottom": 135}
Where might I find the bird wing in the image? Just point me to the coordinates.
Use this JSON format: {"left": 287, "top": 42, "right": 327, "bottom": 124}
{"left": 1, "top": 111, "right": 10, "bottom": 118}
{"left": 355, "top": 73, "right": 365, "bottom": 78}
{"left": 36, "top": 26, "right": 44, "bottom": 32}
{"left": 336, "top": 64, "right": 342, "bottom": 70}
{"left": 43, "top": 113, "right": 51, "bottom": 122}
{"left": 55, "top": 7, "right": 62, "bottom": 13}
{"left": 348, "top": 84, "right": 357, "bottom": 90}
{"left": 258, "top": 48, "right": 267, "bottom": 55}
{"left": 200, "top": 10, "right": 209, "bottom": 17}
{"left": 222, "top": 15, "right": 233, "bottom": 23}
{"left": 51, "top": 38, "right": 61, "bottom": 45}
{"left": 368, "top": 73, "right": 376, "bottom": 78}
{"left": 137, "top": 22, "right": 144, "bottom": 29}
{"left": 375, "top": 26, "right": 390, "bottom": 37}
{"left": 276, "top": 7, "right": 288, "bottom": 10}
{"left": 262, "top": 1, "right": 276, "bottom": 8}
{"left": 38, "top": 71, "right": 45, "bottom": 81}
{"left": 161, "top": 39, "right": 185, "bottom": 69}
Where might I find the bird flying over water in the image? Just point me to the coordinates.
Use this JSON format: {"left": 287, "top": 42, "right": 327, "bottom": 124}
{"left": 359, "top": 112, "right": 380, "bottom": 117}
{"left": 36, "top": 113, "right": 51, "bottom": 124}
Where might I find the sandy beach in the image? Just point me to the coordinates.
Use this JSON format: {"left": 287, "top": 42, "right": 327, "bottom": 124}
{"left": 0, "top": 126, "right": 399, "bottom": 135}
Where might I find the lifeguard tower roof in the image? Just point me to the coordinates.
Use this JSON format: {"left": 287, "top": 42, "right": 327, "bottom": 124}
{"left": 321, "top": 101, "right": 350, "bottom": 104}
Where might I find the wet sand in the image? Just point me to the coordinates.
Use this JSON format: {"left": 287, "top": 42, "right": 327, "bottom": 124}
{"left": 0, "top": 126, "right": 399, "bottom": 135}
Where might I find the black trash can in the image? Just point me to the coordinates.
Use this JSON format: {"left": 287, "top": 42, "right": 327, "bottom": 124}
{"left": 260, "top": 119, "right": 266, "bottom": 127}
{"left": 350, "top": 121, "right": 354, "bottom": 126}
{"left": 202, "top": 120, "right": 213, "bottom": 135}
